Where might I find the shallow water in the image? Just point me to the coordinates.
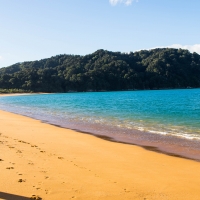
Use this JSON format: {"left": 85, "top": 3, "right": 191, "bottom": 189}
{"left": 0, "top": 89, "right": 200, "bottom": 160}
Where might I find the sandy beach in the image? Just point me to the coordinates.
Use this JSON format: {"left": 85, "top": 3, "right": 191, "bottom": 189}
{"left": 0, "top": 109, "right": 200, "bottom": 200}
{"left": 0, "top": 93, "right": 49, "bottom": 97}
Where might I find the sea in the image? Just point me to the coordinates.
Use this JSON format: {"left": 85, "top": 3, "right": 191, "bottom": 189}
{"left": 0, "top": 89, "right": 200, "bottom": 160}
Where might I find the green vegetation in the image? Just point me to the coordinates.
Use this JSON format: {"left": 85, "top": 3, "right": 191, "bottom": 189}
{"left": 0, "top": 48, "right": 200, "bottom": 93}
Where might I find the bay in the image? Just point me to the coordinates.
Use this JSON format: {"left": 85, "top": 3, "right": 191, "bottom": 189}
{"left": 0, "top": 89, "right": 200, "bottom": 160}
{"left": 1, "top": 89, "right": 200, "bottom": 140}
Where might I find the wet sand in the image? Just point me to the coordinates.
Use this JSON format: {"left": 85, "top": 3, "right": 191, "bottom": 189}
{"left": 0, "top": 109, "right": 200, "bottom": 200}
{"left": 67, "top": 123, "right": 200, "bottom": 161}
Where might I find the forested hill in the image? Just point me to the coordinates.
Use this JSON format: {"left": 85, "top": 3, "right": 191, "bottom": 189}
{"left": 0, "top": 48, "right": 200, "bottom": 93}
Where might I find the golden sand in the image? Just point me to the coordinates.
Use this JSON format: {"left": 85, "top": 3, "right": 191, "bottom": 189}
{"left": 0, "top": 109, "right": 200, "bottom": 200}
{"left": 0, "top": 93, "right": 49, "bottom": 97}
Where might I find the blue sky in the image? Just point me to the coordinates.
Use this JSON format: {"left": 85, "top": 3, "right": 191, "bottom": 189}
{"left": 0, "top": 0, "right": 200, "bottom": 68}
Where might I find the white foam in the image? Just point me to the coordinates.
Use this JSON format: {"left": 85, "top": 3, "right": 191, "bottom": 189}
{"left": 148, "top": 130, "right": 168, "bottom": 135}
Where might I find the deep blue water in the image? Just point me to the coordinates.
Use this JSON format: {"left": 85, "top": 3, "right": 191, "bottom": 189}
{"left": 0, "top": 89, "right": 200, "bottom": 141}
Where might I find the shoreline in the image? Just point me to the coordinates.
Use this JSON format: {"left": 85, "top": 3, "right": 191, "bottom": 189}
{"left": 0, "top": 93, "right": 50, "bottom": 97}
{"left": 1, "top": 92, "right": 200, "bottom": 161}
{"left": 0, "top": 110, "right": 200, "bottom": 199}
{"left": 49, "top": 121, "right": 200, "bottom": 162}
{"left": 69, "top": 128, "right": 200, "bottom": 162}
{"left": 67, "top": 123, "right": 200, "bottom": 162}
{"left": 3, "top": 107, "right": 200, "bottom": 162}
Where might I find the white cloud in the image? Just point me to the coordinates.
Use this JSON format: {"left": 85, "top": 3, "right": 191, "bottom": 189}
{"left": 109, "top": 0, "right": 138, "bottom": 6}
{"left": 167, "top": 44, "right": 200, "bottom": 54}
{"left": 0, "top": 56, "right": 3, "bottom": 60}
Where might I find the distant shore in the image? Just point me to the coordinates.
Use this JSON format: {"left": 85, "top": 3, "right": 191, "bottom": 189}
{"left": 0, "top": 93, "right": 50, "bottom": 97}
{"left": 0, "top": 109, "right": 200, "bottom": 199}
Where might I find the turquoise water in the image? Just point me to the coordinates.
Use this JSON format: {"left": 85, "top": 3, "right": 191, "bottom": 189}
{"left": 0, "top": 89, "right": 200, "bottom": 141}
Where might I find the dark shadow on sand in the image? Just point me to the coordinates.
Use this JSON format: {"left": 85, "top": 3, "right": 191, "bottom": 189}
{"left": 0, "top": 192, "right": 31, "bottom": 200}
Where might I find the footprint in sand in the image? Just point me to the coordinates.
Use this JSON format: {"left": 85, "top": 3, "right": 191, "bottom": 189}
{"left": 45, "top": 189, "right": 49, "bottom": 194}
{"left": 28, "top": 162, "right": 34, "bottom": 165}
{"left": 58, "top": 157, "right": 64, "bottom": 159}
{"left": 18, "top": 140, "right": 27, "bottom": 144}
{"left": 18, "top": 179, "right": 26, "bottom": 183}
{"left": 30, "top": 195, "right": 42, "bottom": 200}
{"left": 6, "top": 167, "right": 14, "bottom": 169}
{"left": 31, "top": 145, "right": 38, "bottom": 147}
{"left": 124, "top": 188, "right": 130, "bottom": 193}
{"left": 18, "top": 140, "right": 30, "bottom": 144}
{"left": 16, "top": 150, "right": 22, "bottom": 153}
{"left": 0, "top": 159, "right": 3, "bottom": 161}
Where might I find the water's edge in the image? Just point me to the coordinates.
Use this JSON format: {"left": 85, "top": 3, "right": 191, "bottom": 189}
{"left": 1, "top": 89, "right": 200, "bottom": 162}
{"left": 68, "top": 127, "right": 200, "bottom": 162}
{"left": 1, "top": 108, "right": 200, "bottom": 162}
{"left": 41, "top": 117, "right": 200, "bottom": 162}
